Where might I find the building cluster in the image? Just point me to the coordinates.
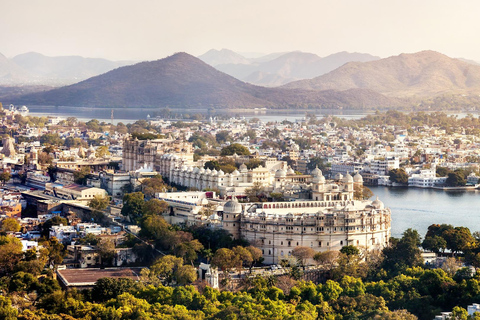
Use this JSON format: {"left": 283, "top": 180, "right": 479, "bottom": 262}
{"left": 4, "top": 108, "right": 480, "bottom": 269}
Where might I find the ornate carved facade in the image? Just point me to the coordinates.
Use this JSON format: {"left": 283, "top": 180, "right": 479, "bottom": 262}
{"left": 222, "top": 169, "right": 391, "bottom": 264}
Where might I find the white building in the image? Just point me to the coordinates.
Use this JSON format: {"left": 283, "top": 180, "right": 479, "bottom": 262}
{"left": 222, "top": 169, "right": 391, "bottom": 264}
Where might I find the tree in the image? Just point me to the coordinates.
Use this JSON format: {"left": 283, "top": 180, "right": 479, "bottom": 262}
{"left": 0, "top": 171, "right": 11, "bottom": 185}
{"left": 444, "top": 226, "right": 476, "bottom": 254}
{"left": 40, "top": 216, "right": 68, "bottom": 238}
{"left": 141, "top": 175, "right": 168, "bottom": 198}
{"left": 291, "top": 246, "right": 316, "bottom": 268}
{"left": 64, "top": 137, "right": 85, "bottom": 148}
{"left": 245, "top": 181, "right": 266, "bottom": 202}
{"left": 246, "top": 245, "right": 263, "bottom": 272}
{"left": 436, "top": 166, "right": 451, "bottom": 177}
{"left": 139, "top": 214, "right": 171, "bottom": 242}
{"left": 89, "top": 195, "right": 109, "bottom": 212}
{"left": 388, "top": 168, "right": 409, "bottom": 184}
{"left": 0, "top": 296, "right": 18, "bottom": 319}
{"left": 149, "top": 255, "right": 183, "bottom": 284}
{"left": 91, "top": 277, "right": 138, "bottom": 302}
{"left": 314, "top": 250, "right": 339, "bottom": 270}
{"left": 340, "top": 245, "right": 360, "bottom": 256}
{"left": 143, "top": 198, "right": 168, "bottom": 216}
{"left": 451, "top": 306, "right": 468, "bottom": 320}
{"left": 307, "top": 157, "right": 330, "bottom": 172}
{"left": 232, "top": 246, "right": 253, "bottom": 273}
{"left": 121, "top": 192, "right": 145, "bottom": 222}
{"left": 1, "top": 218, "right": 21, "bottom": 232}
{"left": 37, "top": 151, "right": 53, "bottom": 165}
{"left": 40, "top": 133, "right": 63, "bottom": 146}
{"left": 446, "top": 172, "right": 466, "bottom": 187}
{"left": 97, "top": 239, "right": 116, "bottom": 267}
{"left": 0, "top": 236, "right": 23, "bottom": 276}
{"left": 422, "top": 235, "right": 447, "bottom": 253}
{"left": 382, "top": 228, "right": 423, "bottom": 275}
{"left": 354, "top": 185, "right": 374, "bottom": 200}
{"left": 211, "top": 248, "right": 237, "bottom": 274}
{"left": 39, "top": 237, "right": 65, "bottom": 268}
{"left": 73, "top": 166, "right": 91, "bottom": 185}
{"left": 215, "top": 130, "right": 231, "bottom": 144}
{"left": 174, "top": 240, "right": 204, "bottom": 265}
{"left": 175, "top": 265, "right": 197, "bottom": 285}
{"left": 220, "top": 143, "right": 250, "bottom": 156}
{"left": 95, "top": 145, "right": 110, "bottom": 158}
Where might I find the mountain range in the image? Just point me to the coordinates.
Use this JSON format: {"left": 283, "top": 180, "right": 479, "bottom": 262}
{"left": 5, "top": 49, "right": 480, "bottom": 110}
{"left": 11, "top": 52, "right": 396, "bottom": 109}
{"left": 0, "top": 52, "right": 134, "bottom": 86}
{"left": 198, "top": 49, "right": 380, "bottom": 86}
{"left": 283, "top": 51, "right": 480, "bottom": 97}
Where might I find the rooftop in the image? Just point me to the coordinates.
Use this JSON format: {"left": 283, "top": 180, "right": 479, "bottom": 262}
{"left": 57, "top": 267, "right": 143, "bottom": 287}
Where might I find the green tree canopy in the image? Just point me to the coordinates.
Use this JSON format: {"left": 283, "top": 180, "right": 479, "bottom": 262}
{"left": 388, "top": 168, "right": 409, "bottom": 184}
{"left": 220, "top": 143, "right": 250, "bottom": 156}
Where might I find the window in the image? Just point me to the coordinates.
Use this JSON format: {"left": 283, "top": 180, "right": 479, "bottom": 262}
{"left": 318, "top": 241, "right": 322, "bottom": 246}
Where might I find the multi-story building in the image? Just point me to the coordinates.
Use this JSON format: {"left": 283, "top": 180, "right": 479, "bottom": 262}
{"left": 369, "top": 157, "right": 399, "bottom": 175}
{"left": 222, "top": 168, "right": 391, "bottom": 264}
{"left": 122, "top": 137, "right": 193, "bottom": 172}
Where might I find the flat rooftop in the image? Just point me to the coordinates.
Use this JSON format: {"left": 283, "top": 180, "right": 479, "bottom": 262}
{"left": 57, "top": 267, "right": 143, "bottom": 287}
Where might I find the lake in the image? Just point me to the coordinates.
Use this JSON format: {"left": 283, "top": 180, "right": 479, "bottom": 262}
{"left": 25, "top": 105, "right": 373, "bottom": 124}
{"left": 369, "top": 186, "right": 480, "bottom": 238}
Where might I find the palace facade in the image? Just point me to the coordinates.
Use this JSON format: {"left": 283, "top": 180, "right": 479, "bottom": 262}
{"left": 222, "top": 169, "right": 391, "bottom": 264}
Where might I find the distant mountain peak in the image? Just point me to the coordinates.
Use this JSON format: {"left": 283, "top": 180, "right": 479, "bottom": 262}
{"left": 283, "top": 50, "right": 480, "bottom": 97}
{"left": 197, "top": 49, "right": 250, "bottom": 66}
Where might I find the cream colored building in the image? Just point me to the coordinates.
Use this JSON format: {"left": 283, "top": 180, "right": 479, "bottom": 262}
{"left": 46, "top": 183, "right": 107, "bottom": 201}
{"left": 222, "top": 169, "right": 391, "bottom": 264}
{"left": 122, "top": 137, "right": 193, "bottom": 172}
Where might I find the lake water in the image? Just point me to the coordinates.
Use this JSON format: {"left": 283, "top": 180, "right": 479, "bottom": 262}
{"left": 25, "top": 105, "right": 373, "bottom": 124}
{"left": 369, "top": 186, "right": 480, "bottom": 238}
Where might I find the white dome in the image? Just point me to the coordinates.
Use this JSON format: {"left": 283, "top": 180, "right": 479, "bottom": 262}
{"left": 223, "top": 197, "right": 242, "bottom": 213}
{"left": 287, "top": 167, "right": 295, "bottom": 175}
{"left": 218, "top": 169, "right": 225, "bottom": 176}
{"left": 313, "top": 174, "right": 325, "bottom": 184}
{"left": 311, "top": 166, "right": 322, "bottom": 177}
{"left": 353, "top": 173, "right": 363, "bottom": 183}
{"left": 371, "top": 197, "right": 384, "bottom": 210}
{"left": 232, "top": 169, "right": 240, "bottom": 176}
{"left": 343, "top": 173, "right": 354, "bottom": 183}
{"left": 275, "top": 169, "right": 287, "bottom": 178}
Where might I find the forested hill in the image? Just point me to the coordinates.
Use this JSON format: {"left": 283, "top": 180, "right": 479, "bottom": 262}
{"left": 12, "top": 52, "right": 399, "bottom": 109}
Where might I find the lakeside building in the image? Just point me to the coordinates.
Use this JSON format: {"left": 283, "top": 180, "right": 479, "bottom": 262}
{"left": 162, "top": 167, "right": 390, "bottom": 264}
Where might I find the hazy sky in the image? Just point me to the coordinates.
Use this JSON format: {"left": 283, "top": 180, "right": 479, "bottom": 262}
{"left": 2, "top": 0, "right": 480, "bottom": 61}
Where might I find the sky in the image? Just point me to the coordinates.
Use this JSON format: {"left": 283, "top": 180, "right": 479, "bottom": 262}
{"left": 2, "top": 0, "right": 480, "bottom": 61}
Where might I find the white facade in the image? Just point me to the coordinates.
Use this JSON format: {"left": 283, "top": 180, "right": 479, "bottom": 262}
{"left": 223, "top": 169, "right": 391, "bottom": 264}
